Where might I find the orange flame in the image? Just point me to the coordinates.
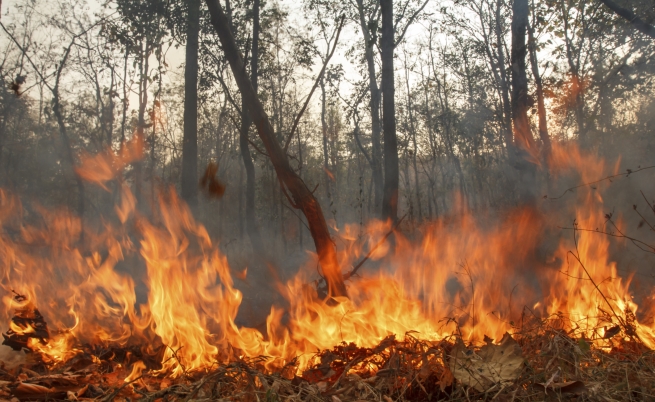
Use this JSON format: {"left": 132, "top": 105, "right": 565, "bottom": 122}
{"left": 0, "top": 140, "right": 653, "bottom": 378}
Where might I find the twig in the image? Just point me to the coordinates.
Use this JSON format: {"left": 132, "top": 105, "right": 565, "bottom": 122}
{"left": 640, "top": 190, "right": 655, "bottom": 215}
{"left": 100, "top": 375, "right": 143, "bottom": 402}
{"left": 559, "top": 225, "right": 655, "bottom": 254}
{"left": 247, "top": 138, "right": 269, "bottom": 157}
{"left": 568, "top": 221, "right": 631, "bottom": 337}
{"left": 547, "top": 165, "right": 655, "bottom": 200}
{"left": 343, "top": 213, "right": 407, "bottom": 280}
{"left": 282, "top": 202, "right": 310, "bottom": 232}
{"left": 183, "top": 372, "right": 219, "bottom": 402}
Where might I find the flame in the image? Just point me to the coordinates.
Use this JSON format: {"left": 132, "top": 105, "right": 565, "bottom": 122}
{"left": 1, "top": 139, "right": 653, "bottom": 378}
{"left": 125, "top": 361, "right": 147, "bottom": 383}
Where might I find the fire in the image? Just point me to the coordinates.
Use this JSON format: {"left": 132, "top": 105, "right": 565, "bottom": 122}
{"left": 0, "top": 138, "right": 653, "bottom": 380}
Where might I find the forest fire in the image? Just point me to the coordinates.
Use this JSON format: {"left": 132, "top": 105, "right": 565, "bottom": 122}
{"left": 0, "top": 139, "right": 654, "bottom": 400}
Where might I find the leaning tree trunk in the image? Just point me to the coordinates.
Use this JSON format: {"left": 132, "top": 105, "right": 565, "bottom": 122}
{"left": 181, "top": 0, "right": 200, "bottom": 205}
{"left": 380, "top": 0, "right": 399, "bottom": 223}
{"left": 204, "top": 0, "right": 348, "bottom": 298}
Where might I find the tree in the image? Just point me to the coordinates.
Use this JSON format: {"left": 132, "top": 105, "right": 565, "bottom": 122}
{"left": 182, "top": 0, "right": 201, "bottom": 204}
{"left": 510, "top": 0, "right": 535, "bottom": 155}
{"left": 239, "top": 0, "right": 265, "bottom": 253}
{"left": 204, "top": 0, "right": 348, "bottom": 298}
{"left": 379, "top": 0, "right": 398, "bottom": 223}
{"left": 527, "top": 0, "right": 550, "bottom": 158}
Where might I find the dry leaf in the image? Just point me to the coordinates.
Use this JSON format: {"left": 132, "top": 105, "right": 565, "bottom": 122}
{"left": 199, "top": 162, "right": 226, "bottom": 199}
{"left": 439, "top": 367, "right": 455, "bottom": 392}
{"left": 449, "top": 333, "right": 525, "bottom": 392}
{"left": 15, "top": 382, "right": 54, "bottom": 394}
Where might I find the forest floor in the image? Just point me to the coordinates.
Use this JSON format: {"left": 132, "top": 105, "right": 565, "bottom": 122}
{"left": 1, "top": 307, "right": 654, "bottom": 401}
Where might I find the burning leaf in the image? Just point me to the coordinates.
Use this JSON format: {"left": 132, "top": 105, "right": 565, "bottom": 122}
{"left": 200, "top": 162, "right": 226, "bottom": 199}
{"left": 448, "top": 333, "right": 524, "bottom": 392}
{"left": 2, "top": 294, "right": 49, "bottom": 352}
{"left": 603, "top": 325, "right": 621, "bottom": 339}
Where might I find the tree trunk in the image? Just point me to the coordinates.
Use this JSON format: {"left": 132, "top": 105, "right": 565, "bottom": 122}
{"left": 560, "top": 0, "right": 585, "bottom": 141}
{"left": 404, "top": 58, "right": 422, "bottom": 221}
{"left": 182, "top": 0, "right": 200, "bottom": 204}
{"left": 135, "top": 38, "right": 149, "bottom": 204}
{"left": 120, "top": 48, "right": 129, "bottom": 144}
{"left": 527, "top": 18, "right": 550, "bottom": 158}
{"left": 320, "top": 78, "right": 331, "bottom": 200}
{"left": 204, "top": 0, "right": 348, "bottom": 298}
{"left": 238, "top": 0, "right": 265, "bottom": 253}
{"left": 494, "top": 0, "right": 514, "bottom": 152}
{"left": 52, "top": 42, "right": 84, "bottom": 237}
{"left": 511, "top": 0, "right": 537, "bottom": 202}
{"left": 510, "top": 0, "right": 534, "bottom": 152}
{"left": 355, "top": 0, "right": 383, "bottom": 215}
{"left": 380, "top": 0, "right": 399, "bottom": 223}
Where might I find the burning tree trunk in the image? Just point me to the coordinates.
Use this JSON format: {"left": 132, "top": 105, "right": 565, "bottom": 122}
{"left": 204, "top": 0, "right": 348, "bottom": 298}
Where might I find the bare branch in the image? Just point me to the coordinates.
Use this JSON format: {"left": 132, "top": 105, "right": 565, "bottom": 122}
{"left": 394, "top": 0, "right": 430, "bottom": 47}
{"left": 283, "top": 14, "right": 346, "bottom": 152}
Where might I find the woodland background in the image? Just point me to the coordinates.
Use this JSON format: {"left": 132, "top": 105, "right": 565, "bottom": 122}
{"left": 0, "top": 0, "right": 654, "bottom": 268}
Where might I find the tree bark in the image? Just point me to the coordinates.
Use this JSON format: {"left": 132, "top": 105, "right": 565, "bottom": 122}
{"left": 204, "top": 0, "right": 348, "bottom": 298}
{"left": 380, "top": 0, "right": 399, "bottom": 223}
{"left": 182, "top": 0, "right": 200, "bottom": 204}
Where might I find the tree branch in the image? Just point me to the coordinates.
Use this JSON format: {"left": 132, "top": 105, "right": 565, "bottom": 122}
{"left": 597, "top": 0, "right": 655, "bottom": 39}
{"left": 283, "top": 14, "right": 346, "bottom": 152}
{"left": 394, "top": 0, "right": 430, "bottom": 47}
